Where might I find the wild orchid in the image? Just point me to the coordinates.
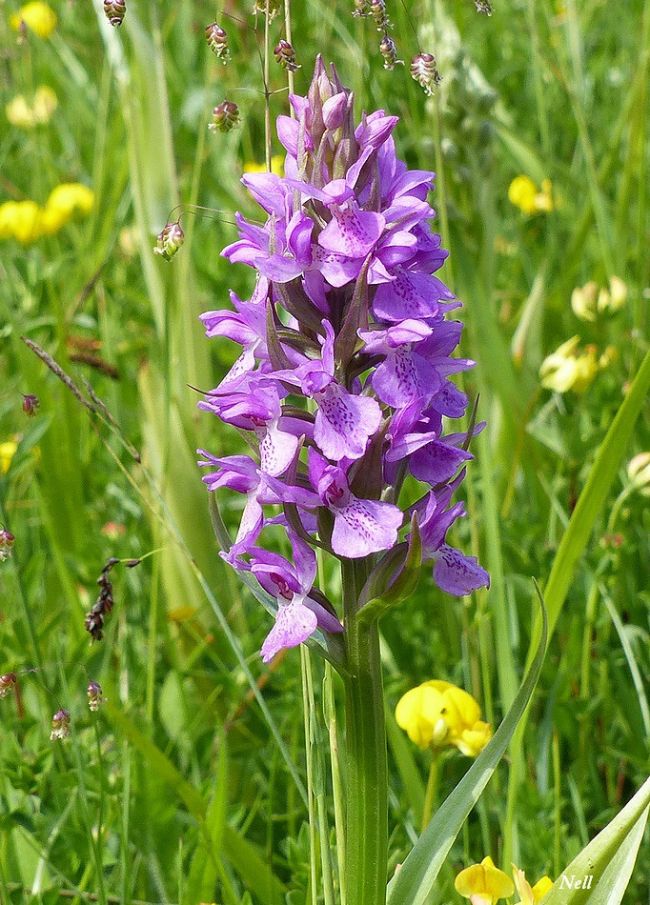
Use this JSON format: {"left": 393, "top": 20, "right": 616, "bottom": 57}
{"left": 198, "top": 57, "right": 489, "bottom": 904}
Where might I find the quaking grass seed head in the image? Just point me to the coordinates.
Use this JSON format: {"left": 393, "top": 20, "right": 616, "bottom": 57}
{"left": 254, "top": 0, "right": 281, "bottom": 19}
{"left": 274, "top": 39, "right": 301, "bottom": 71}
{"left": 22, "top": 393, "right": 40, "bottom": 416}
{"left": 474, "top": 0, "right": 493, "bottom": 13}
{"left": 103, "top": 0, "right": 126, "bottom": 27}
{"left": 209, "top": 100, "right": 240, "bottom": 133}
{"left": 410, "top": 52, "right": 441, "bottom": 95}
{"left": 205, "top": 23, "right": 229, "bottom": 63}
{"left": 154, "top": 221, "right": 185, "bottom": 261}
{"left": 352, "top": 0, "right": 371, "bottom": 16}
{"left": 87, "top": 681, "right": 104, "bottom": 711}
{"left": 0, "top": 528, "right": 15, "bottom": 561}
{"left": 369, "top": 0, "right": 390, "bottom": 31}
{"left": 379, "top": 34, "right": 401, "bottom": 70}
{"left": 50, "top": 708, "right": 71, "bottom": 740}
{"left": 0, "top": 673, "right": 17, "bottom": 698}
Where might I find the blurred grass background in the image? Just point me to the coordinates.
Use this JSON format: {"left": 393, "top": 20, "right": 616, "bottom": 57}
{"left": 0, "top": 0, "right": 648, "bottom": 902}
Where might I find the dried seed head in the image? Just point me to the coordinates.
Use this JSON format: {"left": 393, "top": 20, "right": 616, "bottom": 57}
{"left": 50, "top": 708, "right": 71, "bottom": 740}
{"left": 475, "top": 0, "right": 493, "bottom": 13}
{"left": 370, "top": 0, "right": 390, "bottom": 31}
{"left": 154, "top": 222, "right": 185, "bottom": 262}
{"left": 205, "top": 23, "right": 229, "bottom": 63}
{"left": 0, "top": 673, "right": 17, "bottom": 699}
{"left": 274, "top": 39, "right": 300, "bottom": 71}
{"left": 379, "top": 35, "right": 402, "bottom": 70}
{"left": 22, "top": 393, "right": 40, "bottom": 416}
{"left": 209, "top": 100, "right": 240, "bottom": 133}
{"left": 410, "top": 52, "right": 441, "bottom": 95}
{"left": 103, "top": 0, "right": 126, "bottom": 27}
{"left": 84, "top": 558, "right": 118, "bottom": 641}
{"left": 254, "top": 0, "right": 282, "bottom": 19}
{"left": 87, "top": 681, "right": 104, "bottom": 712}
{"left": 352, "top": 0, "right": 371, "bottom": 16}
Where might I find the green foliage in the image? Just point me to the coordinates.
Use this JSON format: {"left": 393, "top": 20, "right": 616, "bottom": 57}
{"left": 1, "top": 0, "right": 648, "bottom": 902}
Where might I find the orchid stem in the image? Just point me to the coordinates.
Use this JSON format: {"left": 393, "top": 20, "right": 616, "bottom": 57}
{"left": 342, "top": 559, "right": 388, "bottom": 905}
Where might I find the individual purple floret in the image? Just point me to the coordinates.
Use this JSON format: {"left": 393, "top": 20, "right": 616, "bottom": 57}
{"left": 198, "top": 57, "right": 489, "bottom": 662}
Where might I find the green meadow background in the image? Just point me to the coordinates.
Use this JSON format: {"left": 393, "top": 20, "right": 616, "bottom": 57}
{"left": 1, "top": 0, "right": 648, "bottom": 903}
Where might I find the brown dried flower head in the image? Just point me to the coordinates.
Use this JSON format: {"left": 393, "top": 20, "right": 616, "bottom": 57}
{"left": 103, "top": 0, "right": 126, "bottom": 27}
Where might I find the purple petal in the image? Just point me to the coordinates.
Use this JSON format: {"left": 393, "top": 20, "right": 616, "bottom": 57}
{"left": 319, "top": 207, "right": 385, "bottom": 259}
{"left": 332, "top": 497, "right": 403, "bottom": 557}
{"left": 372, "top": 348, "right": 442, "bottom": 408}
{"left": 260, "top": 597, "right": 319, "bottom": 662}
{"left": 259, "top": 423, "right": 300, "bottom": 477}
{"left": 314, "top": 384, "right": 382, "bottom": 461}
{"left": 433, "top": 545, "right": 490, "bottom": 596}
{"left": 410, "top": 440, "right": 472, "bottom": 484}
{"left": 373, "top": 268, "right": 453, "bottom": 322}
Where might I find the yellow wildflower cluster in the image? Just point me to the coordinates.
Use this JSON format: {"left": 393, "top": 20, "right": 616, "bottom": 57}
{"left": 5, "top": 85, "right": 57, "bottom": 128}
{"left": 539, "top": 335, "right": 608, "bottom": 393}
{"left": 0, "top": 183, "right": 94, "bottom": 244}
{"left": 508, "top": 175, "right": 554, "bottom": 215}
{"left": 395, "top": 680, "right": 492, "bottom": 757}
{"left": 9, "top": 1, "right": 57, "bottom": 37}
{"left": 243, "top": 155, "right": 284, "bottom": 176}
{"left": 455, "top": 857, "right": 553, "bottom": 905}
{"left": 571, "top": 276, "right": 628, "bottom": 321}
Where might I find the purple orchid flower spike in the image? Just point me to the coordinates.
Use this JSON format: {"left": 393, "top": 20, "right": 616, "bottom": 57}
{"left": 197, "top": 57, "right": 488, "bottom": 670}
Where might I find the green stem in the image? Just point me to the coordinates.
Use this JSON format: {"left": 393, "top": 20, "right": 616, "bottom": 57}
{"left": 421, "top": 755, "right": 440, "bottom": 834}
{"left": 343, "top": 559, "right": 388, "bottom": 905}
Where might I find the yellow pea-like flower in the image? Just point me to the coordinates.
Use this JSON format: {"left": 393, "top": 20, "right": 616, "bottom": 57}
{"left": 539, "top": 336, "right": 599, "bottom": 394}
{"left": 395, "top": 680, "right": 491, "bottom": 755}
{"left": 512, "top": 865, "right": 554, "bottom": 904}
{"left": 0, "top": 440, "right": 19, "bottom": 475}
{"left": 455, "top": 856, "right": 515, "bottom": 904}
{"left": 243, "top": 155, "right": 284, "bottom": 176}
{"left": 1, "top": 200, "right": 44, "bottom": 244}
{"left": 508, "top": 175, "right": 554, "bottom": 215}
{"left": 10, "top": 1, "right": 57, "bottom": 38}
{"left": 5, "top": 85, "right": 57, "bottom": 128}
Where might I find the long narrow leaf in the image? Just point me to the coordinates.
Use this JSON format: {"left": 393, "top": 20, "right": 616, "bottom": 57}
{"left": 541, "top": 776, "right": 650, "bottom": 905}
{"left": 386, "top": 596, "right": 548, "bottom": 905}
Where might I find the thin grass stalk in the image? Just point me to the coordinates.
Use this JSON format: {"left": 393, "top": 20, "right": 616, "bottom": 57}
{"left": 324, "top": 663, "right": 347, "bottom": 905}
{"left": 301, "top": 646, "right": 321, "bottom": 905}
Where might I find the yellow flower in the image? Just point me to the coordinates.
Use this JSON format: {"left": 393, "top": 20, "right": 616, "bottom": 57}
{"left": 0, "top": 200, "right": 44, "bottom": 243}
{"left": 10, "top": 1, "right": 57, "bottom": 37}
{"left": 570, "top": 281, "right": 598, "bottom": 322}
{"left": 41, "top": 183, "right": 95, "bottom": 234}
{"left": 508, "top": 175, "right": 554, "bottom": 215}
{"left": 598, "top": 275, "right": 628, "bottom": 314}
{"left": 395, "top": 680, "right": 492, "bottom": 755}
{"left": 0, "top": 440, "right": 18, "bottom": 475}
{"left": 5, "top": 85, "right": 57, "bottom": 128}
{"left": 539, "top": 336, "right": 598, "bottom": 393}
{"left": 512, "top": 865, "right": 554, "bottom": 904}
{"left": 455, "top": 856, "right": 515, "bottom": 904}
{"left": 627, "top": 452, "right": 650, "bottom": 497}
{"left": 243, "top": 154, "right": 284, "bottom": 176}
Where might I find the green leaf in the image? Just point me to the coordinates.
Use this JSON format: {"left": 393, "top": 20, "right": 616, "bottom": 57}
{"left": 105, "top": 704, "right": 285, "bottom": 904}
{"left": 186, "top": 734, "right": 228, "bottom": 904}
{"left": 541, "top": 776, "right": 650, "bottom": 905}
{"left": 386, "top": 594, "right": 548, "bottom": 905}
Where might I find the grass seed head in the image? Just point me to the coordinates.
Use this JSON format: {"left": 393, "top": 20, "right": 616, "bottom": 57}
{"left": 50, "top": 709, "right": 71, "bottom": 741}
{"left": 379, "top": 35, "right": 402, "bottom": 70}
{"left": 410, "top": 52, "right": 441, "bottom": 95}
{"left": 205, "top": 23, "right": 230, "bottom": 63}
{"left": 274, "top": 39, "right": 301, "bottom": 71}
{"left": 154, "top": 222, "right": 185, "bottom": 261}
{"left": 209, "top": 101, "right": 241, "bottom": 133}
{"left": 0, "top": 674, "right": 17, "bottom": 698}
{"left": 103, "top": 0, "right": 126, "bottom": 27}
